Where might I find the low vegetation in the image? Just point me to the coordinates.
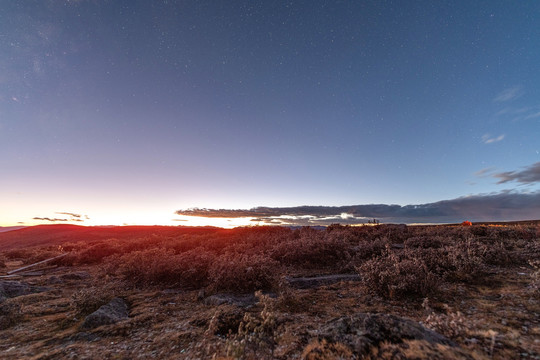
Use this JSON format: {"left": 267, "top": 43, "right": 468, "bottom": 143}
{"left": 0, "top": 223, "right": 538, "bottom": 359}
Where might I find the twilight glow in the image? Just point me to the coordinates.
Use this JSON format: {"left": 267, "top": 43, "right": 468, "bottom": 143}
{"left": 1, "top": 1, "right": 539, "bottom": 227}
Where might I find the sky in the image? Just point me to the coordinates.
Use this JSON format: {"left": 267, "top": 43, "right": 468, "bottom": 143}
{"left": 1, "top": 0, "right": 539, "bottom": 227}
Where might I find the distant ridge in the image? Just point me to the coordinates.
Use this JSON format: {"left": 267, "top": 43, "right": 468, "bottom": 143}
{"left": 0, "top": 226, "right": 26, "bottom": 233}
{"left": 0, "top": 224, "right": 225, "bottom": 251}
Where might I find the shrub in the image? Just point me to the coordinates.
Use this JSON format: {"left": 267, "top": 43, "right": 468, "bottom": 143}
{"left": 76, "top": 241, "right": 121, "bottom": 264}
{"left": 270, "top": 231, "right": 353, "bottom": 270}
{"left": 404, "top": 236, "right": 449, "bottom": 249}
{"left": 208, "top": 253, "right": 281, "bottom": 293}
{"left": 3, "top": 248, "right": 33, "bottom": 260}
{"left": 113, "top": 248, "right": 213, "bottom": 288}
{"left": 422, "top": 300, "right": 472, "bottom": 341}
{"left": 225, "top": 291, "right": 277, "bottom": 358}
{"left": 0, "top": 300, "right": 22, "bottom": 329}
{"left": 444, "top": 240, "right": 486, "bottom": 282}
{"left": 358, "top": 248, "right": 439, "bottom": 299}
{"left": 71, "top": 283, "right": 121, "bottom": 316}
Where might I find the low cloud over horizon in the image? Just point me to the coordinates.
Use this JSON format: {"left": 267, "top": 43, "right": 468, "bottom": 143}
{"left": 33, "top": 212, "right": 89, "bottom": 223}
{"left": 176, "top": 190, "right": 540, "bottom": 226}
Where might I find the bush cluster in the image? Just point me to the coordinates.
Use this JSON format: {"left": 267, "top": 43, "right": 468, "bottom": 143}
{"left": 6, "top": 224, "right": 536, "bottom": 299}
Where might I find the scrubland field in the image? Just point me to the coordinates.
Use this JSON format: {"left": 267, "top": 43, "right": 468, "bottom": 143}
{"left": 1, "top": 223, "right": 539, "bottom": 359}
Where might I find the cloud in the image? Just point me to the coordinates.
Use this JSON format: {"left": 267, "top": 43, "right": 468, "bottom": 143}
{"left": 481, "top": 134, "right": 505, "bottom": 144}
{"left": 33, "top": 217, "right": 69, "bottom": 222}
{"left": 56, "top": 212, "right": 82, "bottom": 218}
{"left": 493, "top": 162, "right": 540, "bottom": 185}
{"left": 524, "top": 111, "right": 540, "bottom": 120}
{"left": 474, "top": 167, "right": 496, "bottom": 177}
{"left": 34, "top": 211, "right": 88, "bottom": 223}
{"left": 494, "top": 86, "right": 523, "bottom": 102}
{"left": 176, "top": 190, "right": 540, "bottom": 225}
{"left": 495, "top": 106, "right": 540, "bottom": 122}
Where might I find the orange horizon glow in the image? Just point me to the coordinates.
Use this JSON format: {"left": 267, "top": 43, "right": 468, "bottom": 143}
{"left": 0, "top": 214, "right": 258, "bottom": 229}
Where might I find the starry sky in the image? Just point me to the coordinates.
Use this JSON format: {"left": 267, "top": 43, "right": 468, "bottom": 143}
{"left": 1, "top": 1, "right": 539, "bottom": 227}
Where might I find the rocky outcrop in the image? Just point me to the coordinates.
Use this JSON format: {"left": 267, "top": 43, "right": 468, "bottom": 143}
{"left": 203, "top": 293, "right": 258, "bottom": 307}
{"left": 303, "top": 313, "right": 476, "bottom": 359}
{"left": 81, "top": 298, "right": 129, "bottom": 329}
{"left": 285, "top": 274, "right": 361, "bottom": 289}
{"left": 0, "top": 281, "right": 49, "bottom": 302}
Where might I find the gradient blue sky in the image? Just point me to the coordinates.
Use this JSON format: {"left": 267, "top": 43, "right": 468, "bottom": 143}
{"left": 1, "top": 1, "right": 539, "bottom": 226}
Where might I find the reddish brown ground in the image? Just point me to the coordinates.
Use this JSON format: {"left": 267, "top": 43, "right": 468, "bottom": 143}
{"left": 0, "top": 224, "right": 538, "bottom": 359}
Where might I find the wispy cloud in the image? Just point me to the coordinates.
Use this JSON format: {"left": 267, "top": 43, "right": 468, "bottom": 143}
{"left": 33, "top": 211, "right": 89, "bottom": 223}
{"left": 494, "top": 86, "right": 523, "bottom": 102}
{"left": 481, "top": 134, "right": 505, "bottom": 144}
{"left": 524, "top": 111, "right": 540, "bottom": 120}
{"left": 474, "top": 167, "right": 496, "bottom": 177}
{"left": 495, "top": 106, "right": 540, "bottom": 122}
{"left": 33, "top": 217, "right": 74, "bottom": 222}
{"left": 176, "top": 190, "right": 540, "bottom": 225}
{"left": 493, "top": 162, "right": 540, "bottom": 185}
{"left": 56, "top": 212, "right": 82, "bottom": 218}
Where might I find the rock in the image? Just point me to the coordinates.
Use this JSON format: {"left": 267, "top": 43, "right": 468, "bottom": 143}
{"left": 314, "top": 313, "right": 457, "bottom": 356}
{"left": 81, "top": 298, "right": 129, "bottom": 329}
{"left": 0, "top": 281, "right": 49, "bottom": 302}
{"left": 203, "top": 293, "right": 258, "bottom": 307}
{"left": 47, "top": 276, "right": 63, "bottom": 285}
{"left": 285, "top": 274, "right": 361, "bottom": 289}
{"left": 60, "top": 271, "right": 91, "bottom": 280}
{"left": 69, "top": 331, "right": 101, "bottom": 342}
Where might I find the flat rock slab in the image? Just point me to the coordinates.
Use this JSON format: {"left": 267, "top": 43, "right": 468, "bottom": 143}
{"left": 0, "top": 281, "right": 49, "bottom": 302}
{"left": 60, "top": 271, "right": 91, "bottom": 280}
{"left": 203, "top": 293, "right": 258, "bottom": 307}
{"left": 285, "top": 274, "right": 361, "bottom": 289}
{"left": 81, "top": 298, "right": 129, "bottom": 329}
{"left": 313, "top": 313, "right": 460, "bottom": 357}
{"left": 203, "top": 292, "right": 277, "bottom": 307}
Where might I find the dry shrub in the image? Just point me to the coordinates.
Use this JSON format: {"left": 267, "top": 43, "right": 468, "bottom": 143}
{"left": 112, "top": 248, "right": 213, "bottom": 288}
{"left": 354, "top": 237, "right": 390, "bottom": 258}
{"left": 444, "top": 240, "right": 486, "bottom": 282}
{"left": 358, "top": 248, "right": 439, "bottom": 300}
{"left": 481, "top": 241, "right": 517, "bottom": 266}
{"left": 529, "top": 259, "right": 540, "bottom": 296}
{"left": 301, "top": 339, "right": 353, "bottom": 360}
{"left": 225, "top": 291, "right": 277, "bottom": 359}
{"left": 209, "top": 253, "right": 280, "bottom": 293}
{"left": 422, "top": 299, "right": 471, "bottom": 341}
{"left": 270, "top": 230, "right": 353, "bottom": 270}
{"left": 71, "top": 282, "right": 121, "bottom": 316}
{"left": 75, "top": 241, "right": 121, "bottom": 264}
{"left": 404, "top": 236, "right": 449, "bottom": 249}
{"left": 3, "top": 248, "right": 33, "bottom": 260}
{"left": 205, "top": 305, "right": 245, "bottom": 336}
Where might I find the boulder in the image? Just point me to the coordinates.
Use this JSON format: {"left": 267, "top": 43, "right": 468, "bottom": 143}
{"left": 81, "top": 297, "right": 129, "bottom": 329}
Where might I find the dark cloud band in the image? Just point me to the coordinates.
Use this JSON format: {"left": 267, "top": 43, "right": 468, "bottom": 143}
{"left": 176, "top": 191, "right": 540, "bottom": 225}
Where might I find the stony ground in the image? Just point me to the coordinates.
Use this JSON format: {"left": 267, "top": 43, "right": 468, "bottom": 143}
{"left": 1, "top": 259, "right": 539, "bottom": 359}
